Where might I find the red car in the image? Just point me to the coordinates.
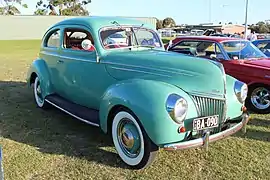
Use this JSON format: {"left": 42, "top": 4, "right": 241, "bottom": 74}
{"left": 165, "top": 36, "right": 270, "bottom": 114}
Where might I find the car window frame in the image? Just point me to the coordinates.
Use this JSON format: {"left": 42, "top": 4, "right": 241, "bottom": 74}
{"left": 98, "top": 25, "right": 163, "bottom": 51}
{"left": 43, "top": 27, "right": 62, "bottom": 49}
{"left": 61, "top": 25, "right": 95, "bottom": 54}
{"left": 168, "top": 39, "right": 230, "bottom": 60}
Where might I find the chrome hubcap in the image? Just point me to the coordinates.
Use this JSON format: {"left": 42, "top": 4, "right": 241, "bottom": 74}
{"left": 117, "top": 118, "right": 141, "bottom": 158}
{"left": 251, "top": 87, "right": 270, "bottom": 110}
{"left": 35, "top": 79, "right": 43, "bottom": 104}
{"left": 122, "top": 129, "right": 135, "bottom": 149}
{"left": 36, "top": 82, "right": 42, "bottom": 98}
{"left": 37, "top": 84, "right": 41, "bottom": 95}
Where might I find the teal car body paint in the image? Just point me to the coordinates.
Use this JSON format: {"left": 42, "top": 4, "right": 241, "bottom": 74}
{"left": 26, "top": 16, "right": 250, "bottom": 169}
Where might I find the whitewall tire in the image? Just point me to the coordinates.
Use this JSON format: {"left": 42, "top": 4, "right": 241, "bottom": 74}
{"left": 33, "top": 76, "right": 49, "bottom": 109}
{"left": 112, "top": 110, "right": 158, "bottom": 169}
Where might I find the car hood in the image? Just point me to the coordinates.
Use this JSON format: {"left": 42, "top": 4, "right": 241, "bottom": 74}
{"left": 243, "top": 58, "right": 270, "bottom": 68}
{"left": 103, "top": 50, "right": 226, "bottom": 97}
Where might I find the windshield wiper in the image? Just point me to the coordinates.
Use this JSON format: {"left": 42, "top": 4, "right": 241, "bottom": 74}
{"left": 111, "top": 21, "right": 125, "bottom": 30}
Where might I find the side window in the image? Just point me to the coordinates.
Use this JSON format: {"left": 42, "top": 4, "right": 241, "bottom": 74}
{"left": 134, "top": 29, "right": 162, "bottom": 47}
{"left": 46, "top": 29, "right": 60, "bottom": 48}
{"left": 171, "top": 41, "right": 225, "bottom": 60}
{"left": 204, "top": 43, "right": 225, "bottom": 60}
{"left": 63, "top": 28, "right": 95, "bottom": 51}
{"left": 170, "top": 41, "right": 200, "bottom": 55}
{"left": 257, "top": 42, "right": 270, "bottom": 51}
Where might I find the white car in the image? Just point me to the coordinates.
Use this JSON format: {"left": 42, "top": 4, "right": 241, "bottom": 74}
{"left": 106, "top": 33, "right": 127, "bottom": 45}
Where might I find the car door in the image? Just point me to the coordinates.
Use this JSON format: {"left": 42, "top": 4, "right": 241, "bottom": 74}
{"left": 58, "top": 25, "right": 116, "bottom": 109}
{"left": 41, "top": 27, "right": 63, "bottom": 94}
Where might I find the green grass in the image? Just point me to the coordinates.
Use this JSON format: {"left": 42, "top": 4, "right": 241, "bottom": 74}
{"left": 0, "top": 40, "right": 269, "bottom": 180}
{"left": 162, "top": 37, "right": 175, "bottom": 44}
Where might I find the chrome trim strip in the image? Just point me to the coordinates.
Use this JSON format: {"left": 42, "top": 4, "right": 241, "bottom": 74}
{"left": 42, "top": 51, "right": 196, "bottom": 77}
{"left": 110, "top": 66, "right": 172, "bottom": 77}
{"left": 60, "top": 55, "right": 95, "bottom": 63}
{"left": 103, "top": 62, "right": 194, "bottom": 77}
{"left": 45, "top": 99, "right": 100, "bottom": 127}
{"left": 190, "top": 91, "right": 225, "bottom": 100}
{"left": 189, "top": 95, "right": 201, "bottom": 116}
{"left": 163, "top": 113, "right": 249, "bottom": 151}
{"left": 41, "top": 51, "right": 96, "bottom": 63}
{"left": 104, "top": 61, "right": 195, "bottom": 77}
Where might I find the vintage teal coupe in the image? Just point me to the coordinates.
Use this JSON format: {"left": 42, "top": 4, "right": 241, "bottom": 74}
{"left": 26, "top": 16, "right": 250, "bottom": 169}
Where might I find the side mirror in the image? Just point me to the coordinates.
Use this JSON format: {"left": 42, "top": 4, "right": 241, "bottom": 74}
{"left": 81, "top": 39, "right": 94, "bottom": 50}
{"left": 81, "top": 39, "right": 100, "bottom": 63}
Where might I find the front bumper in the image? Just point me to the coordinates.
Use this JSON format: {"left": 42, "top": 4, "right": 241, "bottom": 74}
{"left": 163, "top": 113, "right": 250, "bottom": 151}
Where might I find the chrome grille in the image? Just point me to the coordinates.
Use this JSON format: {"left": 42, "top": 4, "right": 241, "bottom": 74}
{"left": 191, "top": 95, "right": 226, "bottom": 123}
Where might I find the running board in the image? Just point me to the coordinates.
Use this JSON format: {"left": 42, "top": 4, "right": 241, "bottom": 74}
{"left": 45, "top": 94, "right": 100, "bottom": 127}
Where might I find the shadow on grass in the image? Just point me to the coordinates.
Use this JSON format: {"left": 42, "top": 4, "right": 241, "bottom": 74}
{"left": 0, "top": 81, "right": 129, "bottom": 169}
{"left": 231, "top": 115, "right": 270, "bottom": 142}
{"left": 240, "top": 128, "right": 270, "bottom": 142}
{"left": 239, "top": 117, "right": 270, "bottom": 142}
{"left": 248, "top": 117, "right": 269, "bottom": 129}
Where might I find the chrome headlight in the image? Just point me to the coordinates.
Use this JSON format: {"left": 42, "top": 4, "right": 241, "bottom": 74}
{"left": 234, "top": 80, "right": 248, "bottom": 103}
{"left": 166, "top": 94, "right": 188, "bottom": 124}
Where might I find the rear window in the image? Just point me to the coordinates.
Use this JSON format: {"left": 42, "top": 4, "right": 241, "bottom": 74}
{"left": 45, "top": 29, "right": 60, "bottom": 48}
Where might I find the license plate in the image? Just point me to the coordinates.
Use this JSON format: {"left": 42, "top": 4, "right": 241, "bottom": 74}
{"left": 193, "top": 115, "right": 219, "bottom": 131}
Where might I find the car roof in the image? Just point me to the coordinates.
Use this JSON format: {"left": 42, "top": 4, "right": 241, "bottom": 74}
{"left": 52, "top": 16, "right": 154, "bottom": 30}
{"left": 174, "top": 36, "right": 245, "bottom": 43}
{"left": 253, "top": 39, "right": 270, "bottom": 42}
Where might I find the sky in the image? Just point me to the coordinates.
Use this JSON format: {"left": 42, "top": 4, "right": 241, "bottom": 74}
{"left": 16, "top": 0, "right": 270, "bottom": 25}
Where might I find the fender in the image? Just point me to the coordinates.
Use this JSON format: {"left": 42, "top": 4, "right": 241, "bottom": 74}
{"left": 26, "top": 58, "right": 53, "bottom": 98}
{"left": 225, "top": 75, "right": 244, "bottom": 119}
{"left": 99, "top": 79, "right": 198, "bottom": 145}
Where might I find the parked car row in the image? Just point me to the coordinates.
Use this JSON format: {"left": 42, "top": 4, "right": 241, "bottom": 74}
{"left": 165, "top": 36, "right": 270, "bottom": 114}
{"left": 27, "top": 17, "right": 250, "bottom": 169}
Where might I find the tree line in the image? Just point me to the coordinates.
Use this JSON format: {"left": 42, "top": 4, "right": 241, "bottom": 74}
{"left": 156, "top": 17, "right": 176, "bottom": 29}
{"left": 0, "top": 0, "right": 91, "bottom": 16}
{"left": 249, "top": 21, "right": 270, "bottom": 34}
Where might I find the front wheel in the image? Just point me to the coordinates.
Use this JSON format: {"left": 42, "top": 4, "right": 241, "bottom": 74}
{"left": 33, "top": 76, "right": 49, "bottom": 109}
{"left": 246, "top": 85, "right": 270, "bottom": 114}
{"left": 112, "top": 110, "right": 158, "bottom": 169}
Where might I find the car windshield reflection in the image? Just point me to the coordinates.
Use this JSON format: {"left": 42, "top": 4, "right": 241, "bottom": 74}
{"left": 99, "top": 26, "right": 162, "bottom": 50}
{"left": 221, "top": 40, "right": 267, "bottom": 60}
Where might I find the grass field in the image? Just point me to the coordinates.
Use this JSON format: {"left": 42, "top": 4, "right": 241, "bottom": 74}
{"left": 0, "top": 40, "right": 269, "bottom": 180}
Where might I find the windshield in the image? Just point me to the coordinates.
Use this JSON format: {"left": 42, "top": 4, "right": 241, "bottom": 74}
{"left": 221, "top": 40, "right": 267, "bottom": 59}
{"left": 99, "top": 26, "right": 162, "bottom": 50}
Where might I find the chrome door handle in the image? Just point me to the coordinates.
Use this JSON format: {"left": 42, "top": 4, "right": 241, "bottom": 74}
{"left": 57, "top": 60, "right": 64, "bottom": 63}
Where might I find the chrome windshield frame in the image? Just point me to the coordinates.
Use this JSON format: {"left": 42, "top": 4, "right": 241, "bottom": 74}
{"left": 98, "top": 25, "right": 163, "bottom": 51}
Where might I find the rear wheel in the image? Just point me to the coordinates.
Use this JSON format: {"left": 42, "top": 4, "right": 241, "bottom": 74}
{"left": 33, "top": 76, "right": 49, "bottom": 109}
{"left": 246, "top": 85, "right": 270, "bottom": 114}
{"left": 111, "top": 110, "right": 158, "bottom": 169}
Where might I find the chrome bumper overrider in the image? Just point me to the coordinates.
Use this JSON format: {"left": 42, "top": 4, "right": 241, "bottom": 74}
{"left": 163, "top": 113, "right": 250, "bottom": 151}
